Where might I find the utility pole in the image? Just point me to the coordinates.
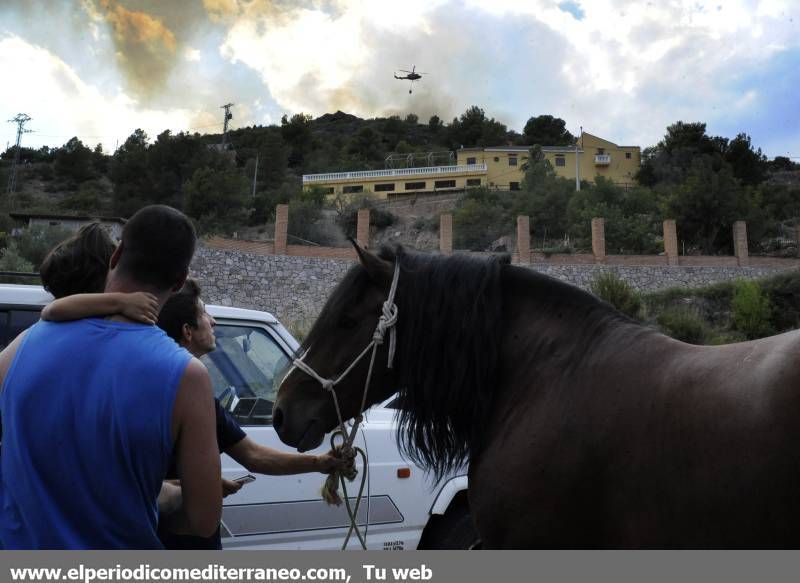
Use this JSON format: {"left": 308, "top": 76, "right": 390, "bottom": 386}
{"left": 6, "top": 113, "right": 32, "bottom": 199}
{"left": 575, "top": 125, "right": 582, "bottom": 192}
{"left": 220, "top": 103, "right": 234, "bottom": 147}
{"left": 252, "top": 152, "right": 259, "bottom": 198}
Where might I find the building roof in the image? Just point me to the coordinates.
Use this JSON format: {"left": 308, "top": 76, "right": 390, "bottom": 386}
{"left": 459, "top": 146, "right": 582, "bottom": 154}
{"left": 9, "top": 212, "right": 127, "bottom": 224}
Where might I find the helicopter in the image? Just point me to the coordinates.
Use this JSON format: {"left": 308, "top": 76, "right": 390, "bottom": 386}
{"left": 394, "top": 65, "right": 427, "bottom": 93}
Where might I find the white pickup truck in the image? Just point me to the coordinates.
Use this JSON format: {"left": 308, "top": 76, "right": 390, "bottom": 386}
{"left": 0, "top": 284, "right": 476, "bottom": 550}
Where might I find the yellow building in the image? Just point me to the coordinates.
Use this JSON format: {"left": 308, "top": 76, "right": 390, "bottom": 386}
{"left": 302, "top": 131, "right": 640, "bottom": 198}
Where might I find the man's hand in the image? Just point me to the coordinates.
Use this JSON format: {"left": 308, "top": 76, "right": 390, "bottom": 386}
{"left": 158, "top": 481, "right": 183, "bottom": 515}
{"left": 222, "top": 478, "right": 244, "bottom": 498}
{"left": 316, "top": 449, "right": 350, "bottom": 474}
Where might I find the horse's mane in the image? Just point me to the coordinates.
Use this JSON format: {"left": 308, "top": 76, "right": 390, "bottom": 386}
{"left": 303, "top": 246, "right": 633, "bottom": 480}
{"left": 382, "top": 247, "right": 509, "bottom": 479}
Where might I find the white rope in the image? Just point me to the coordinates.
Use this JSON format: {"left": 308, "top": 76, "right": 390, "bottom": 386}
{"left": 290, "top": 261, "right": 401, "bottom": 550}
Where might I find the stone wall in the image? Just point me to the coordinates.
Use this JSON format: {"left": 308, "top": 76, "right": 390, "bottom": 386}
{"left": 191, "top": 246, "right": 352, "bottom": 330}
{"left": 191, "top": 245, "right": 800, "bottom": 331}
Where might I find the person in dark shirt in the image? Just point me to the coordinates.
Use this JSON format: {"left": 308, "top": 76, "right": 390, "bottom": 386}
{"left": 156, "top": 279, "right": 345, "bottom": 550}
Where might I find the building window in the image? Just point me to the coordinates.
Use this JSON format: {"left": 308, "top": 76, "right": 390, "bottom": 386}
{"left": 466, "top": 179, "right": 482, "bottom": 187}
{"left": 374, "top": 183, "right": 395, "bottom": 192}
{"left": 342, "top": 185, "right": 363, "bottom": 194}
{"left": 466, "top": 157, "right": 476, "bottom": 165}
{"left": 625, "top": 152, "right": 632, "bottom": 159}
{"left": 494, "top": 157, "right": 500, "bottom": 162}
{"left": 597, "top": 148, "right": 605, "bottom": 155}
{"left": 434, "top": 180, "right": 456, "bottom": 189}
{"left": 322, "top": 187, "right": 334, "bottom": 194}
{"left": 555, "top": 156, "right": 566, "bottom": 167}
{"left": 405, "top": 182, "right": 426, "bottom": 190}
{"left": 509, "top": 182, "right": 520, "bottom": 191}
{"left": 508, "top": 157, "right": 518, "bottom": 166}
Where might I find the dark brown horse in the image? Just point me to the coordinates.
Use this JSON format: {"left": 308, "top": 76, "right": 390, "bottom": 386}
{"left": 274, "top": 244, "right": 800, "bottom": 548}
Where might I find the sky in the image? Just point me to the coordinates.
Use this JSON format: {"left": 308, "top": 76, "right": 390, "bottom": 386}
{"left": 0, "top": 0, "right": 798, "bottom": 159}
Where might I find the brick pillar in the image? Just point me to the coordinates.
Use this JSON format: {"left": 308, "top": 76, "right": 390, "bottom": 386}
{"left": 591, "top": 217, "right": 606, "bottom": 263}
{"left": 733, "top": 220, "right": 749, "bottom": 267}
{"left": 274, "top": 204, "right": 288, "bottom": 255}
{"left": 516, "top": 215, "right": 531, "bottom": 264}
{"left": 795, "top": 220, "right": 800, "bottom": 258}
{"left": 663, "top": 219, "right": 679, "bottom": 266}
{"left": 356, "top": 208, "right": 370, "bottom": 248}
{"left": 440, "top": 213, "right": 453, "bottom": 255}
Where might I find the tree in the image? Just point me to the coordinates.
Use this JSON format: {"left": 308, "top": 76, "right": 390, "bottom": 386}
{"left": 428, "top": 115, "right": 443, "bottom": 133}
{"left": 453, "top": 187, "right": 513, "bottom": 250}
{"left": 54, "top": 137, "right": 95, "bottom": 183}
{"left": 347, "top": 127, "right": 382, "bottom": 162}
{"left": 638, "top": 121, "right": 724, "bottom": 186}
{"left": 110, "top": 129, "right": 151, "bottom": 216}
{"left": 281, "top": 113, "right": 313, "bottom": 168}
{"left": 522, "top": 115, "right": 574, "bottom": 146}
{"left": 516, "top": 146, "right": 576, "bottom": 245}
{"left": 724, "top": 133, "right": 767, "bottom": 186}
{"left": 405, "top": 113, "right": 419, "bottom": 125}
{"left": 448, "top": 106, "right": 508, "bottom": 148}
{"left": 568, "top": 178, "right": 662, "bottom": 254}
{"left": 184, "top": 166, "right": 250, "bottom": 233}
{"left": 769, "top": 156, "right": 799, "bottom": 172}
{"left": 664, "top": 157, "right": 745, "bottom": 254}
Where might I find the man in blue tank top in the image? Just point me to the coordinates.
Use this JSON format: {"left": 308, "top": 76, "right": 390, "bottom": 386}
{"left": 0, "top": 205, "right": 222, "bottom": 549}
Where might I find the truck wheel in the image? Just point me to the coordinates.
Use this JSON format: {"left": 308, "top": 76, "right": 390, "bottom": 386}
{"left": 419, "top": 504, "right": 481, "bottom": 549}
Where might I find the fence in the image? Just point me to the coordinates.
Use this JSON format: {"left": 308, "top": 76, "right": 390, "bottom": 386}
{"left": 202, "top": 205, "right": 800, "bottom": 270}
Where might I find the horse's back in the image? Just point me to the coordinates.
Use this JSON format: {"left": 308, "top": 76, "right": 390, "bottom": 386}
{"left": 470, "top": 328, "right": 800, "bottom": 548}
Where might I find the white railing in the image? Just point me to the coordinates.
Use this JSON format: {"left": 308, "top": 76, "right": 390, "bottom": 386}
{"left": 302, "top": 163, "right": 487, "bottom": 183}
{"left": 595, "top": 154, "right": 611, "bottom": 165}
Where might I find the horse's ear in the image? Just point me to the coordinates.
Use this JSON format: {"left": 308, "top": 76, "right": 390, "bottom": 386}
{"left": 349, "top": 238, "right": 392, "bottom": 283}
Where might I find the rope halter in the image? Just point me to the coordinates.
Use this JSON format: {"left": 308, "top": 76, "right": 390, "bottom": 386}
{"left": 289, "top": 261, "right": 401, "bottom": 549}
{"left": 291, "top": 260, "right": 400, "bottom": 445}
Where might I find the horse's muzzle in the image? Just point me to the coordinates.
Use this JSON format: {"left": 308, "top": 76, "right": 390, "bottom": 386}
{"left": 273, "top": 403, "right": 327, "bottom": 452}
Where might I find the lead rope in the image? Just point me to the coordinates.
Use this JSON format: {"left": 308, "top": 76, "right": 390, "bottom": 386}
{"left": 291, "top": 262, "right": 401, "bottom": 550}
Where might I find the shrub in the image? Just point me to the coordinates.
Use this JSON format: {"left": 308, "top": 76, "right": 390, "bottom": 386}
{"left": 590, "top": 272, "right": 642, "bottom": 319}
{"left": 656, "top": 307, "right": 708, "bottom": 344}
{"left": 13, "top": 225, "right": 74, "bottom": 269}
{"left": 731, "top": 279, "right": 773, "bottom": 339}
{"left": 336, "top": 198, "right": 396, "bottom": 239}
{"left": 0, "top": 244, "right": 38, "bottom": 284}
{"left": 763, "top": 271, "right": 800, "bottom": 332}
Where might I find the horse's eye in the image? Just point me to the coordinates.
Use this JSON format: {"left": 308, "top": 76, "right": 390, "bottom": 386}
{"left": 339, "top": 315, "right": 357, "bottom": 329}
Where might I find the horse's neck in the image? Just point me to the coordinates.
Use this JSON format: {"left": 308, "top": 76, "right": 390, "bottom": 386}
{"left": 498, "top": 267, "right": 657, "bottom": 383}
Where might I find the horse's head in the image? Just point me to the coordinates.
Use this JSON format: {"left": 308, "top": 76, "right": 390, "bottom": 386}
{"left": 274, "top": 243, "right": 401, "bottom": 451}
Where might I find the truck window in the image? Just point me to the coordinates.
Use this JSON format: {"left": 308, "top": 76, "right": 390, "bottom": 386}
{"left": 203, "top": 323, "right": 290, "bottom": 426}
{"left": 0, "top": 308, "right": 42, "bottom": 349}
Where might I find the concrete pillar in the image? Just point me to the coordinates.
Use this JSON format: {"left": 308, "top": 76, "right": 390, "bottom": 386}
{"left": 733, "top": 220, "right": 749, "bottom": 267}
{"left": 516, "top": 215, "right": 531, "bottom": 264}
{"left": 440, "top": 213, "right": 453, "bottom": 255}
{"left": 274, "top": 204, "right": 288, "bottom": 255}
{"left": 591, "top": 217, "right": 606, "bottom": 263}
{"left": 355, "top": 208, "right": 371, "bottom": 249}
{"left": 663, "top": 219, "right": 679, "bottom": 266}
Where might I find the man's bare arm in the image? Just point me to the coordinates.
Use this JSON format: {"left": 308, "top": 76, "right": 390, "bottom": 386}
{"left": 166, "top": 358, "right": 221, "bottom": 536}
{"left": 226, "top": 436, "right": 346, "bottom": 475}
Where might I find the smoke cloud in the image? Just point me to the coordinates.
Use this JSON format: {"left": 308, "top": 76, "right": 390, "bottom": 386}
{"left": 90, "top": 0, "right": 176, "bottom": 98}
